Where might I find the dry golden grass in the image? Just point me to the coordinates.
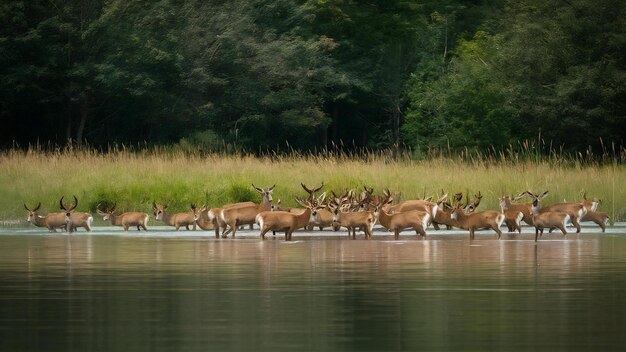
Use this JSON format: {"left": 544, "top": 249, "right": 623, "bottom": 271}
{"left": 1, "top": 146, "right": 624, "bottom": 222}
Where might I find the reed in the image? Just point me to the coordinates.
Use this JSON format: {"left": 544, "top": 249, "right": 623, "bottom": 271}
{"left": 1, "top": 144, "right": 624, "bottom": 223}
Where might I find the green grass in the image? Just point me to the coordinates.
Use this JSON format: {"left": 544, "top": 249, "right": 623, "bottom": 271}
{"left": 1, "top": 146, "right": 625, "bottom": 224}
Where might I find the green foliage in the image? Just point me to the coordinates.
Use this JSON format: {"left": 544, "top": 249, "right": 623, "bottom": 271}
{"left": 226, "top": 183, "right": 258, "bottom": 203}
{"left": 0, "top": 0, "right": 624, "bottom": 154}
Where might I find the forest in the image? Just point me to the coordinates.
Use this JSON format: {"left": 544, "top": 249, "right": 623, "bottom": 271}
{"left": 1, "top": 0, "right": 624, "bottom": 155}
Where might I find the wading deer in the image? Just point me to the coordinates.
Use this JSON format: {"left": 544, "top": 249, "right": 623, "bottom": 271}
{"left": 300, "top": 183, "right": 334, "bottom": 230}
{"left": 450, "top": 202, "right": 505, "bottom": 240}
{"left": 579, "top": 192, "right": 609, "bottom": 232}
{"left": 60, "top": 196, "right": 93, "bottom": 232}
{"left": 375, "top": 196, "right": 430, "bottom": 239}
{"left": 255, "top": 195, "right": 324, "bottom": 241}
{"left": 152, "top": 202, "right": 199, "bottom": 230}
{"left": 522, "top": 191, "right": 586, "bottom": 233}
{"left": 524, "top": 191, "right": 570, "bottom": 241}
{"left": 195, "top": 205, "right": 215, "bottom": 231}
{"left": 329, "top": 201, "right": 376, "bottom": 240}
{"left": 24, "top": 200, "right": 70, "bottom": 232}
{"left": 97, "top": 204, "right": 149, "bottom": 231}
{"left": 219, "top": 184, "right": 275, "bottom": 238}
{"left": 386, "top": 191, "right": 445, "bottom": 221}
{"left": 499, "top": 194, "right": 534, "bottom": 226}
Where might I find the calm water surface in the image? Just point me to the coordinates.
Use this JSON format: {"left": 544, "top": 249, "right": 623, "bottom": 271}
{"left": 1, "top": 226, "right": 626, "bottom": 351}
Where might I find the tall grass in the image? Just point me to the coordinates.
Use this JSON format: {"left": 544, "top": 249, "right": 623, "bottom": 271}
{"left": 1, "top": 144, "right": 624, "bottom": 223}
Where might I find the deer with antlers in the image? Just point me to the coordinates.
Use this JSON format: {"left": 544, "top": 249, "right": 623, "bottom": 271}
{"left": 256, "top": 194, "right": 325, "bottom": 241}
{"left": 374, "top": 193, "right": 430, "bottom": 239}
{"left": 520, "top": 191, "right": 586, "bottom": 233}
{"left": 522, "top": 191, "right": 571, "bottom": 241}
{"left": 24, "top": 197, "right": 77, "bottom": 232}
{"left": 60, "top": 196, "right": 93, "bottom": 232}
{"left": 450, "top": 197, "right": 505, "bottom": 240}
{"left": 219, "top": 184, "right": 275, "bottom": 238}
{"left": 97, "top": 204, "right": 149, "bottom": 231}
{"left": 329, "top": 195, "right": 377, "bottom": 240}
{"left": 300, "top": 182, "right": 334, "bottom": 230}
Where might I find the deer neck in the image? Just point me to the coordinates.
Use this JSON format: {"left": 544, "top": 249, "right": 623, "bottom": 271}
{"left": 259, "top": 195, "right": 272, "bottom": 212}
{"left": 32, "top": 214, "right": 47, "bottom": 227}
{"left": 109, "top": 213, "right": 122, "bottom": 226}
{"left": 378, "top": 209, "right": 392, "bottom": 228}
{"left": 160, "top": 211, "right": 175, "bottom": 226}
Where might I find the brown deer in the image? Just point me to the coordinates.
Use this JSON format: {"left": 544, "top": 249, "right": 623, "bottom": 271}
{"left": 498, "top": 196, "right": 526, "bottom": 233}
{"left": 521, "top": 191, "right": 586, "bottom": 233}
{"left": 450, "top": 201, "right": 505, "bottom": 240}
{"left": 24, "top": 199, "right": 72, "bottom": 232}
{"left": 579, "top": 192, "right": 609, "bottom": 232}
{"left": 329, "top": 200, "right": 376, "bottom": 240}
{"left": 97, "top": 204, "right": 149, "bottom": 231}
{"left": 60, "top": 196, "right": 93, "bottom": 232}
{"left": 219, "top": 184, "right": 275, "bottom": 238}
{"left": 499, "top": 194, "right": 534, "bottom": 226}
{"left": 255, "top": 195, "right": 324, "bottom": 241}
{"left": 152, "top": 202, "right": 199, "bottom": 230}
{"left": 524, "top": 191, "right": 571, "bottom": 241}
{"left": 386, "top": 191, "right": 446, "bottom": 221}
{"left": 374, "top": 196, "right": 430, "bottom": 239}
{"left": 195, "top": 205, "right": 214, "bottom": 231}
{"left": 300, "top": 182, "right": 334, "bottom": 230}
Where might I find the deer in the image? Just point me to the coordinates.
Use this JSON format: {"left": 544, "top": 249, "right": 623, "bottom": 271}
{"left": 498, "top": 196, "right": 526, "bottom": 234}
{"left": 195, "top": 205, "right": 215, "bottom": 231}
{"left": 60, "top": 196, "right": 93, "bottom": 232}
{"left": 499, "top": 194, "right": 534, "bottom": 227}
{"left": 24, "top": 199, "right": 73, "bottom": 232}
{"left": 255, "top": 195, "right": 324, "bottom": 241}
{"left": 329, "top": 198, "right": 377, "bottom": 240}
{"left": 374, "top": 195, "right": 431, "bottom": 239}
{"left": 579, "top": 192, "right": 610, "bottom": 232}
{"left": 219, "top": 184, "right": 275, "bottom": 238}
{"left": 385, "top": 191, "right": 445, "bottom": 221}
{"left": 523, "top": 191, "right": 571, "bottom": 241}
{"left": 450, "top": 201, "right": 505, "bottom": 240}
{"left": 204, "top": 201, "right": 257, "bottom": 237}
{"left": 521, "top": 191, "right": 586, "bottom": 233}
{"left": 300, "top": 182, "right": 334, "bottom": 230}
{"left": 96, "top": 204, "right": 149, "bottom": 231}
{"left": 152, "top": 202, "right": 200, "bottom": 230}
{"left": 432, "top": 192, "right": 484, "bottom": 230}
{"left": 432, "top": 192, "right": 461, "bottom": 230}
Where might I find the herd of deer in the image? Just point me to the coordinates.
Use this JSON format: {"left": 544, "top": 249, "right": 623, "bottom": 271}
{"left": 23, "top": 184, "right": 610, "bottom": 242}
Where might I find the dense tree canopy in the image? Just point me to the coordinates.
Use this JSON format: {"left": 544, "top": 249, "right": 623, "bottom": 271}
{"left": 1, "top": 0, "right": 624, "bottom": 154}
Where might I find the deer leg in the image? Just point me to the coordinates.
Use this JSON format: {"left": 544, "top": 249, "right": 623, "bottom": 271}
{"left": 558, "top": 224, "right": 567, "bottom": 235}
{"left": 598, "top": 220, "right": 606, "bottom": 232}
{"left": 124, "top": 225, "right": 129, "bottom": 231}
{"left": 495, "top": 226, "right": 502, "bottom": 240}
{"left": 572, "top": 217, "right": 581, "bottom": 233}
{"left": 433, "top": 222, "right": 440, "bottom": 230}
{"left": 470, "top": 229, "right": 474, "bottom": 240}
{"left": 535, "top": 227, "right": 539, "bottom": 242}
{"left": 259, "top": 227, "right": 270, "bottom": 240}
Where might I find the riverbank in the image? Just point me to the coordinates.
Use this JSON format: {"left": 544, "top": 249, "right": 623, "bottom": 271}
{"left": 1, "top": 148, "right": 624, "bottom": 221}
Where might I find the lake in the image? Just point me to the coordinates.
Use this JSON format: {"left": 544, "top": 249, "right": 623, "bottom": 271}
{"left": 1, "top": 224, "right": 625, "bottom": 351}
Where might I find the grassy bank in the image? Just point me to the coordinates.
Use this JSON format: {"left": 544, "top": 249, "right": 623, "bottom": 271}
{"left": 1, "top": 147, "right": 625, "bottom": 223}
